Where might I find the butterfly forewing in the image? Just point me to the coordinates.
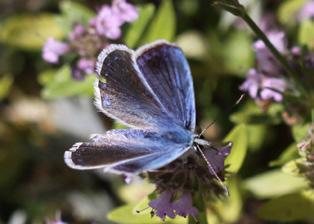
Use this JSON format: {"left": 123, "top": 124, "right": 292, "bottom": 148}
{"left": 95, "top": 45, "right": 179, "bottom": 130}
{"left": 136, "top": 41, "right": 196, "bottom": 131}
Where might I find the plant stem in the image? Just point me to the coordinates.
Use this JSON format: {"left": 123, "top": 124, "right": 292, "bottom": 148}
{"left": 241, "top": 13, "right": 295, "bottom": 78}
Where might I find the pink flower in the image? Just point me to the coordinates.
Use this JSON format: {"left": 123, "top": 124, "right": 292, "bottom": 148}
{"left": 42, "top": 38, "right": 69, "bottom": 64}
{"left": 254, "top": 31, "right": 287, "bottom": 75}
{"left": 69, "top": 24, "right": 85, "bottom": 41}
{"left": 240, "top": 69, "right": 287, "bottom": 102}
{"left": 95, "top": 5, "right": 122, "bottom": 39}
{"left": 297, "top": 0, "right": 314, "bottom": 21}
{"left": 112, "top": 0, "right": 138, "bottom": 23}
{"left": 72, "top": 58, "right": 95, "bottom": 80}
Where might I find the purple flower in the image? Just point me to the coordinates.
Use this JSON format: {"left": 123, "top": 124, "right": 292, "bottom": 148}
{"left": 69, "top": 24, "right": 85, "bottom": 41}
{"left": 297, "top": 0, "right": 314, "bottom": 21}
{"left": 204, "top": 143, "right": 231, "bottom": 176}
{"left": 240, "top": 69, "right": 287, "bottom": 102}
{"left": 149, "top": 191, "right": 176, "bottom": 220}
{"left": 95, "top": 5, "right": 122, "bottom": 39}
{"left": 172, "top": 192, "right": 198, "bottom": 218}
{"left": 253, "top": 31, "right": 287, "bottom": 75}
{"left": 42, "top": 38, "right": 69, "bottom": 64}
{"left": 112, "top": 0, "right": 138, "bottom": 23}
{"left": 72, "top": 58, "right": 95, "bottom": 80}
{"left": 77, "top": 58, "right": 95, "bottom": 74}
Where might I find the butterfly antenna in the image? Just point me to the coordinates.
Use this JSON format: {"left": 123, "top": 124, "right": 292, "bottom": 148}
{"left": 195, "top": 145, "right": 229, "bottom": 196}
{"left": 199, "top": 93, "right": 245, "bottom": 137}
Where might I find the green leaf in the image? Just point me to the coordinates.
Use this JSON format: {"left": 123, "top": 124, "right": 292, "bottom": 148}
{"left": 107, "top": 198, "right": 187, "bottom": 224}
{"left": 244, "top": 169, "right": 308, "bottom": 198}
{"left": 118, "top": 181, "right": 155, "bottom": 203}
{"left": 39, "top": 65, "right": 95, "bottom": 99}
{"left": 0, "top": 75, "right": 13, "bottom": 100}
{"left": 282, "top": 159, "right": 302, "bottom": 176}
{"left": 56, "top": 0, "right": 95, "bottom": 33}
{"left": 142, "top": 0, "right": 176, "bottom": 43}
{"left": 211, "top": 178, "right": 242, "bottom": 223}
{"left": 124, "top": 4, "right": 155, "bottom": 48}
{"left": 0, "top": 14, "right": 63, "bottom": 50}
{"left": 269, "top": 144, "right": 299, "bottom": 167}
{"left": 298, "top": 20, "right": 314, "bottom": 50}
{"left": 258, "top": 191, "right": 314, "bottom": 222}
{"left": 224, "top": 124, "right": 248, "bottom": 173}
{"left": 278, "top": 0, "right": 306, "bottom": 25}
{"left": 221, "top": 31, "right": 254, "bottom": 75}
{"left": 247, "top": 125, "right": 267, "bottom": 152}
{"left": 292, "top": 123, "right": 310, "bottom": 142}
{"left": 230, "top": 102, "right": 283, "bottom": 124}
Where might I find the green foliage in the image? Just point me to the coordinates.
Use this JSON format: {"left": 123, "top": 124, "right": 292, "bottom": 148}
{"left": 244, "top": 170, "right": 308, "bottom": 198}
{"left": 278, "top": 0, "right": 306, "bottom": 26}
{"left": 221, "top": 31, "right": 254, "bottom": 75}
{"left": 39, "top": 66, "right": 95, "bottom": 99}
{"left": 258, "top": 190, "right": 314, "bottom": 222}
{"left": 107, "top": 198, "right": 187, "bottom": 224}
{"left": 298, "top": 20, "right": 314, "bottom": 50}
{"left": 125, "top": 4, "right": 155, "bottom": 48}
{"left": 0, "top": 14, "right": 63, "bottom": 50}
{"left": 0, "top": 75, "right": 13, "bottom": 100}
{"left": 269, "top": 144, "right": 299, "bottom": 167}
{"left": 224, "top": 124, "right": 248, "bottom": 173}
{"left": 230, "top": 102, "right": 283, "bottom": 124}
{"left": 208, "top": 178, "right": 242, "bottom": 223}
{"left": 56, "top": 1, "right": 95, "bottom": 33}
{"left": 142, "top": 0, "right": 176, "bottom": 43}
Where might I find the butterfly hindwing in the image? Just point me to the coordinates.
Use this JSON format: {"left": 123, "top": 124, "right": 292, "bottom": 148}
{"left": 64, "top": 129, "right": 193, "bottom": 174}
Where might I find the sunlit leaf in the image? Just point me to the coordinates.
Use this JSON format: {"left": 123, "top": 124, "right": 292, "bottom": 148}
{"left": 244, "top": 169, "right": 307, "bottom": 198}
{"left": 142, "top": 0, "right": 176, "bottom": 43}
{"left": 39, "top": 65, "right": 95, "bottom": 99}
{"left": 298, "top": 20, "right": 314, "bottom": 50}
{"left": 221, "top": 31, "right": 254, "bottom": 75}
{"left": 292, "top": 123, "right": 310, "bottom": 142}
{"left": 282, "top": 159, "right": 302, "bottom": 176}
{"left": 258, "top": 190, "right": 314, "bottom": 222}
{"left": 176, "top": 31, "right": 208, "bottom": 59}
{"left": 224, "top": 124, "right": 248, "bottom": 173}
{"left": 119, "top": 181, "right": 155, "bottom": 203}
{"left": 247, "top": 125, "right": 267, "bottom": 152}
{"left": 0, "top": 75, "right": 13, "bottom": 100}
{"left": 107, "top": 198, "right": 187, "bottom": 224}
{"left": 230, "top": 102, "right": 283, "bottom": 124}
{"left": 269, "top": 144, "right": 299, "bottom": 167}
{"left": 0, "top": 14, "right": 63, "bottom": 50}
{"left": 125, "top": 4, "right": 155, "bottom": 48}
{"left": 210, "top": 178, "right": 242, "bottom": 223}
{"left": 278, "top": 0, "right": 306, "bottom": 25}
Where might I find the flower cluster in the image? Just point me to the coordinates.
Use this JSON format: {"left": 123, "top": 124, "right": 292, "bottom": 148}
{"left": 240, "top": 1, "right": 314, "bottom": 111}
{"left": 42, "top": 0, "right": 138, "bottom": 80}
{"left": 239, "top": 31, "right": 288, "bottom": 103}
{"left": 296, "top": 124, "right": 314, "bottom": 187}
{"left": 146, "top": 144, "right": 231, "bottom": 220}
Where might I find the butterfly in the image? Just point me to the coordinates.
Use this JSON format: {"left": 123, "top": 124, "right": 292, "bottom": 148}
{"left": 64, "top": 40, "right": 229, "bottom": 177}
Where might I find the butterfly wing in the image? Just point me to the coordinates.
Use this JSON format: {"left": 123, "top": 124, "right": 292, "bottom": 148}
{"left": 95, "top": 45, "right": 181, "bottom": 131}
{"left": 64, "top": 129, "right": 192, "bottom": 174}
{"left": 136, "top": 40, "right": 196, "bottom": 131}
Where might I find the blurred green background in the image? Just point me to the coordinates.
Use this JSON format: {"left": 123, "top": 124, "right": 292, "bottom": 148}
{"left": 0, "top": 0, "right": 313, "bottom": 223}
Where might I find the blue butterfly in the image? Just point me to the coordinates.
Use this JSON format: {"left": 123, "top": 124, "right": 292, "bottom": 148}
{"left": 64, "top": 40, "right": 228, "bottom": 177}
